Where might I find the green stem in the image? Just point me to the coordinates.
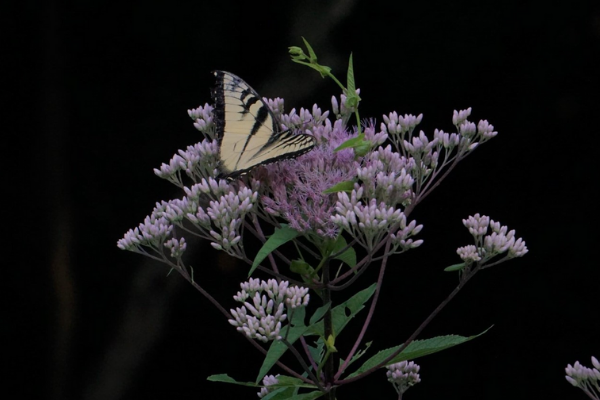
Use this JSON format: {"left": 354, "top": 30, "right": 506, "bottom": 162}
{"left": 321, "top": 257, "right": 336, "bottom": 399}
{"left": 326, "top": 73, "right": 345, "bottom": 92}
{"left": 354, "top": 108, "right": 362, "bottom": 135}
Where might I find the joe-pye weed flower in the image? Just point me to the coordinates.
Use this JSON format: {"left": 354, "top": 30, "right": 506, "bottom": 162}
{"left": 118, "top": 40, "right": 527, "bottom": 399}
{"left": 566, "top": 356, "right": 600, "bottom": 400}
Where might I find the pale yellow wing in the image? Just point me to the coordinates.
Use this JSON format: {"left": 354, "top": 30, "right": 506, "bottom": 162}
{"left": 213, "top": 71, "right": 315, "bottom": 177}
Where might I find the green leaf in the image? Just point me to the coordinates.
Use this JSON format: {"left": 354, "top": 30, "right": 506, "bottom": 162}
{"left": 301, "top": 37, "right": 318, "bottom": 61}
{"left": 259, "top": 377, "right": 323, "bottom": 400}
{"left": 322, "top": 180, "right": 354, "bottom": 195}
{"left": 336, "top": 249, "right": 358, "bottom": 271}
{"left": 353, "top": 141, "right": 371, "bottom": 157}
{"left": 289, "top": 37, "right": 331, "bottom": 79}
{"left": 209, "top": 374, "right": 321, "bottom": 400}
{"left": 290, "top": 259, "right": 314, "bottom": 275}
{"left": 307, "top": 341, "right": 325, "bottom": 366}
{"left": 344, "top": 52, "right": 362, "bottom": 111}
{"left": 290, "top": 259, "right": 317, "bottom": 286}
{"left": 331, "top": 235, "right": 356, "bottom": 268}
{"left": 263, "top": 387, "right": 295, "bottom": 400}
{"left": 444, "top": 262, "right": 466, "bottom": 272}
{"left": 346, "top": 53, "right": 356, "bottom": 94}
{"left": 346, "top": 327, "right": 492, "bottom": 378}
{"left": 277, "top": 391, "right": 324, "bottom": 400}
{"left": 207, "top": 374, "right": 261, "bottom": 386}
{"left": 256, "top": 325, "right": 309, "bottom": 384}
{"left": 268, "top": 375, "right": 316, "bottom": 390}
{"left": 345, "top": 96, "right": 359, "bottom": 109}
{"left": 339, "top": 341, "right": 372, "bottom": 370}
{"left": 289, "top": 307, "right": 306, "bottom": 328}
{"left": 309, "top": 302, "right": 331, "bottom": 325}
{"left": 250, "top": 225, "right": 299, "bottom": 276}
{"left": 308, "top": 284, "right": 376, "bottom": 338}
{"left": 334, "top": 133, "right": 366, "bottom": 152}
{"left": 273, "top": 376, "right": 307, "bottom": 385}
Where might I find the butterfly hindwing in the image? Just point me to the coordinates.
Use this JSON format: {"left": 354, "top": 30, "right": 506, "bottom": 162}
{"left": 212, "top": 71, "right": 315, "bottom": 177}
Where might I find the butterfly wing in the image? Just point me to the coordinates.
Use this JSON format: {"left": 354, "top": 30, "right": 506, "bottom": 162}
{"left": 212, "top": 71, "right": 315, "bottom": 177}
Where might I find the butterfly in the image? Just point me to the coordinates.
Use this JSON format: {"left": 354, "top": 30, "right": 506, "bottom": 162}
{"left": 212, "top": 71, "right": 315, "bottom": 178}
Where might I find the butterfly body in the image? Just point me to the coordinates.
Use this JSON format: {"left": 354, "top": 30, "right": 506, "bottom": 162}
{"left": 212, "top": 71, "right": 315, "bottom": 178}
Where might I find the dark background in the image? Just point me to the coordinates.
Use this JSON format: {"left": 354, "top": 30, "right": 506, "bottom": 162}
{"left": 7, "top": 0, "right": 599, "bottom": 399}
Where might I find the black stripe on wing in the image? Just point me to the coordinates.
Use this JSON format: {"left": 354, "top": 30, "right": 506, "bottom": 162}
{"left": 213, "top": 71, "right": 275, "bottom": 136}
{"left": 212, "top": 70, "right": 315, "bottom": 178}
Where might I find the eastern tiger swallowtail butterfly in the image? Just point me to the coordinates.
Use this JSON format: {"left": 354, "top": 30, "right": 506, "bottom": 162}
{"left": 212, "top": 71, "right": 315, "bottom": 178}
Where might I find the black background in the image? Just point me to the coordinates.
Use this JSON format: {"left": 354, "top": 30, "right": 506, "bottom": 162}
{"left": 7, "top": 0, "right": 599, "bottom": 399}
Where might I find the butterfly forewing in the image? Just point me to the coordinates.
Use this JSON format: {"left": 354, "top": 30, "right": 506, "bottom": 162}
{"left": 213, "top": 71, "right": 315, "bottom": 177}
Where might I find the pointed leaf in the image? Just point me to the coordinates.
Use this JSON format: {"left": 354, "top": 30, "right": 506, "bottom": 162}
{"left": 334, "top": 133, "right": 366, "bottom": 152}
{"left": 284, "top": 391, "right": 324, "bottom": 400}
{"left": 444, "top": 262, "right": 466, "bottom": 272}
{"left": 207, "top": 374, "right": 260, "bottom": 386}
{"left": 353, "top": 140, "right": 371, "bottom": 157}
{"left": 250, "top": 225, "right": 299, "bottom": 276}
{"left": 309, "top": 302, "right": 331, "bottom": 325}
{"left": 256, "top": 325, "right": 309, "bottom": 384}
{"left": 323, "top": 180, "right": 354, "bottom": 194}
{"left": 209, "top": 374, "right": 319, "bottom": 399}
{"left": 268, "top": 375, "right": 316, "bottom": 390}
{"left": 346, "top": 327, "right": 492, "bottom": 378}
{"left": 345, "top": 95, "right": 359, "bottom": 109}
{"left": 346, "top": 53, "right": 356, "bottom": 94}
{"left": 289, "top": 307, "right": 306, "bottom": 328}
{"left": 301, "top": 37, "right": 318, "bottom": 61}
{"left": 307, "top": 341, "right": 325, "bottom": 365}
{"left": 308, "top": 284, "right": 376, "bottom": 338}
{"left": 263, "top": 387, "right": 295, "bottom": 400}
{"left": 290, "top": 259, "right": 314, "bottom": 276}
{"left": 331, "top": 235, "right": 357, "bottom": 267}
{"left": 339, "top": 341, "right": 372, "bottom": 370}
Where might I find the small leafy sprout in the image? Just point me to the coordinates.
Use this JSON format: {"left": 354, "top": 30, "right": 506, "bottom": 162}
{"left": 289, "top": 37, "right": 362, "bottom": 134}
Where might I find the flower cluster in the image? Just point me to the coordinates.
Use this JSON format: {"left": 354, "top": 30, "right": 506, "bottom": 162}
{"left": 358, "top": 145, "right": 415, "bottom": 207}
{"left": 331, "top": 187, "right": 422, "bottom": 252}
{"left": 228, "top": 279, "right": 310, "bottom": 343}
{"left": 117, "top": 180, "right": 258, "bottom": 259}
{"left": 153, "top": 140, "right": 220, "bottom": 187}
{"left": 188, "top": 104, "right": 216, "bottom": 138}
{"left": 119, "top": 85, "right": 504, "bottom": 268}
{"left": 117, "top": 209, "right": 174, "bottom": 254}
{"left": 257, "top": 374, "right": 280, "bottom": 399}
{"left": 566, "top": 357, "right": 600, "bottom": 400}
{"left": 386, "top": 360, "right": 421, "bottom": 395}
{"left": 279, "top": 103, "right": 329, "bottom": 133}
{"left": 256, "top": 117, "right": 359, "bottom": 238}
{"left": 457, "top": 213, "right": 528, "bottom": 266}
{"left": 381, "top": 108, "right": 498, "bottom": 203}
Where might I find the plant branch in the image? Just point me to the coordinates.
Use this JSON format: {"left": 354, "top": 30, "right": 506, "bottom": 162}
{"left": 334, "top": 239, "right": 390, "bottom": 380}
{"left": 321, "top": 258, "right": 335, "bottom": 390}
{"left": 281, "top": 338, "right": 324, "bottom": 391}
{"left": 176, "top": 260, "right": 313, "bottom": 384}
{"left": 336, "top": 262, "right": 482, "bottom": 384}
